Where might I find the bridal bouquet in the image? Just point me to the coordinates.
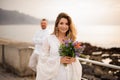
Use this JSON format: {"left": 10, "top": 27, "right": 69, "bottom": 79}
{"left": 59, "top": 39, "right": 85, "bottom": 65}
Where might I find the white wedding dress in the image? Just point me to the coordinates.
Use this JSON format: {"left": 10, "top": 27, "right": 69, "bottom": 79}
{"left": 36, "top": 35, "right": 82, "bottom": 80}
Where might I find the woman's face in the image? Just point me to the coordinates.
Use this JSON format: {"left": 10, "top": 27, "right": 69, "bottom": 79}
{"left": 58, "top": 18, "right": 69, "bottom": 34}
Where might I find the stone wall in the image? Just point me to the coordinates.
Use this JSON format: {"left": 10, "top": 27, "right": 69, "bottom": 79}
{"left": 0, "top": 38, "right": 35, "bottom": 76}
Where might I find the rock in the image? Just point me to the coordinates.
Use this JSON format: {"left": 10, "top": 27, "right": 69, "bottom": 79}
{"left": 82, "top": 64, "right": 94, "bottom": 75}
{"left": 94, "top": 66, "right": 104, "bottom": 77}
{"left": 92, "top": 52, "right": 102, "bottom": 55}
{"left": 101, "top": 74, "right": 117, "bottom": 80}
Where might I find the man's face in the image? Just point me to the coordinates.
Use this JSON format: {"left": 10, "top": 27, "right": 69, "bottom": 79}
{"left": 41, "top": 21, "right": 47, "bottom": 29}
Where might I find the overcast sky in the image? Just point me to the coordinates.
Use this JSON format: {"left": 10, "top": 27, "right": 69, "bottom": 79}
{"left": 0, "top": 0, "right": 120, "bottom": 25}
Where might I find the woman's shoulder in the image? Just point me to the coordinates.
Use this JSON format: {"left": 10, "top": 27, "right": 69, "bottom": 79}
{"left": 42, "top": 34, "right": 56, "bottom": 44}
{"left": 43, "top": 34, "right": 55, "bottom": 40}
{"left": 47, "top": 34, "right": 55, "bottom": 38}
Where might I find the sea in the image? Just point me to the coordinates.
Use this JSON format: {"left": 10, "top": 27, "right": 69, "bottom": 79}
{"left": 0, "top": 24, "right": 120, "bottom": 48}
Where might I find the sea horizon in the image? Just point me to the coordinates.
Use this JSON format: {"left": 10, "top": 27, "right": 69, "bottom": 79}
{"left": 0, "top": 24, "right": 120, "bottom": 48}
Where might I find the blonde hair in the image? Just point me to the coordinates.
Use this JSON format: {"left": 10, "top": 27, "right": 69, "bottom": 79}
{"left": 53, "top": 12, "right": 77, "bottom": 41}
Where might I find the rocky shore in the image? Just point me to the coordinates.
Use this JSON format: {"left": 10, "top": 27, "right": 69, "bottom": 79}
{"left": 81, "top": 43, "right": 120, "bottom": 80}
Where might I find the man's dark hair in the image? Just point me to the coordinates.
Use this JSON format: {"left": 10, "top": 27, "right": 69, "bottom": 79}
{"left": 41, "top": 18, "right": 47, "bottom": 21}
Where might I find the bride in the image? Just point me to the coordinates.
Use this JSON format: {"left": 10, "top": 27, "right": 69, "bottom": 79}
{"left": 36, "top": 12, "right": 82, "bottom": 80}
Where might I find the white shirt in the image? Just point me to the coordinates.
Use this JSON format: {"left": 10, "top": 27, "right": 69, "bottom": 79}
{"left": 33, "top": 29, "right": 49, "bottom": 54}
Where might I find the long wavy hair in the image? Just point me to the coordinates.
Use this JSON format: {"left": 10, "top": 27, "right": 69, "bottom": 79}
{"left": 53, "top": 12, "right": 77, "bottom": 41}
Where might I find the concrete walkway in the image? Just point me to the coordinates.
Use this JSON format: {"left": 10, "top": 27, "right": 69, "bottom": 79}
{"left": 0, "top": 66, "right": 35, "bottom": 80}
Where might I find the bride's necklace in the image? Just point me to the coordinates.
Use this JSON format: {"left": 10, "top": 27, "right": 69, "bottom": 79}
{"left": 58, "top": 36, "right": 66, "bottom": 44}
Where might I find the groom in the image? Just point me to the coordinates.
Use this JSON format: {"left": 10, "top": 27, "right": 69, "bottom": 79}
{"left": 28, "top": 18, "right": 50, "bottom": 72}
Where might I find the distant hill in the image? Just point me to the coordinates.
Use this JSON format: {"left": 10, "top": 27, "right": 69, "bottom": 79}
{"left": 0, "top": 8, "right": 40, "bottom": 25}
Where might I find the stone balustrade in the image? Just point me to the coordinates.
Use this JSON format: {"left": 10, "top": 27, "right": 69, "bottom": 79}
{"left": 0, "top": 38, "right": 35, "bottom": 76}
